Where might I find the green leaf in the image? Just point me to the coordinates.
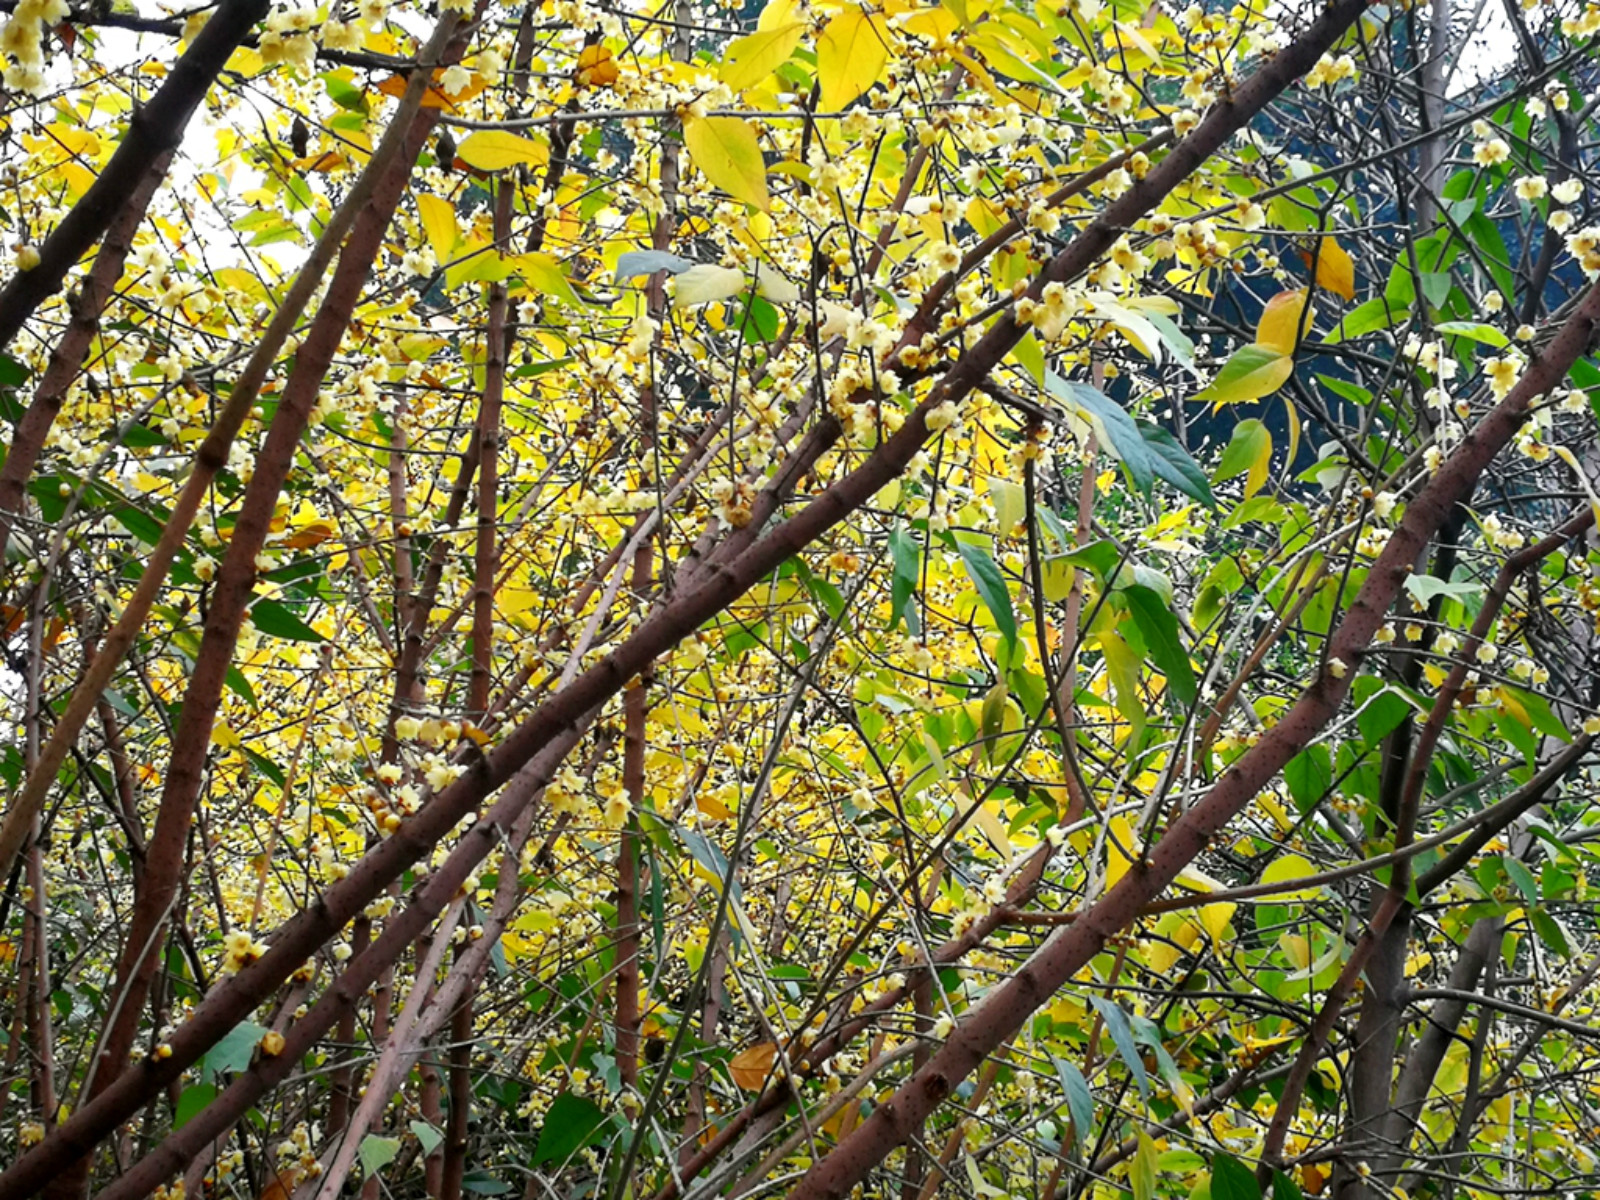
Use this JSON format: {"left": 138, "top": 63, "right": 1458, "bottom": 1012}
{"left": 1132, "top": 1132, "right": 1157, "bottom": 1200}
{"left": 249, "top": 599, "right": 324, "bottom": 642}
{"left": 1273, "top": 1169, "right": 1305, "bottom": 1200}
{"left": 1463, "top": 211, "right": 1516, "bottom": 301}
{"left": 0, "top": 352, "right": 28, "bottom": 387}
{"left": 1135, "top": 419, "right": 1215, "bottom": 507}
{"left": 1052, "top": 1056, "right": 1094, "bottom": 1150}
{"left": 1211, "top": 1152, "right": 1263, "bottom": 1200}
{"left": 1325, "top": 296, "right": 1403, "bottom": 343}
{"left": 409, "top": 1121, "right": 443, "bottom": 1156}
{"left": 1504, "top": 857, "right": 1540, "bottom": 905}
{"left": 1531, "top": 907, "right": 1571, "bottom": 957}
{"left": 1504, "top": 685, "right": 1569, "bottom": 742}
{"left": 173, "top": 1084, "right": 216, "bottom": 1130}
{"left": 954, "top": 540, "right": 1017, "bottom": 645}
{"left": 1199, "top": 343, "right": 1293, "bottom": 407}
{"left": 1285, "top": 744, "right": 1332, "bottom": 814}
{"left": 1050, "top": 539, "right": 1120, "bottom": 583}
{"left": 736, "top": 294, "right": 780, "bottom": 344}
{"left": 359, "top": 1135, "right": 402, "bottom": 1177}
{"left": 533, "top": 1092, "right": 609, "bottom": 1165}
{"left": 889, "top": 523, "right": 921, "bottom": 634}
{"left": 111, "top": 505, "right": 166, "bottom": 546}
{"left": 510, "top": 252, "right": 583, "bottom": 307}
{"left": 1088, "top": 996, "right": 1149, "bottom": 1102}
{"left": 225, "top": 666, "right": 258, "bottom": 708}
{"left": 1216, "top": 419, "right": 1273, "bottom": 499}
{"left": 1044, "top": 372, "right": 1153, "bottom": 494}
{"left": 1357, "top": 688, "right": 1412, "bottom": 747}
{"left": 1123, "top": 585, "right": 1195, "bottom": 707}
{"left": 201, "top": 1020, "right": 269, "bottom": 1079}
{"left": 242, "top": 747, "right": 285, "bottom": 787}
{"left": 1404, "top": 574, "right": 1481, "bottom": 606}
{"left": 1433, "top": 321, "right": 1510, "bottom": 348}
{"left": 320, "top": 71, "right": 369, "bottom": 113}
{"left": 1144, "top": 311, "right": 1197, "bottom": 374}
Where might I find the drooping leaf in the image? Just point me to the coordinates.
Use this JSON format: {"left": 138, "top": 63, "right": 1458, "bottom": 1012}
{"left": 889, "top": 523, "right": 921, "bottom": 633}
{"left": 1310, "top": 236, "right": 1356, "bottom": 299}
{"left": 1131, "top": 1133, "right": 1157, "bottom": 1200}
{"left": 1052, "top": 1056, "right": 1094, "bottom": 1150}
{"left": 673, "top": 263, "right": 748, "bottom": 308}
{"left": 1434, "top": 320, "right": 1511, "bottom": 348}
{"left": 1216, "top": 419, "right": 1273, "bottom": 499}
{"left": 416, "top": 193, "right": 459, "bottom": 263}
{"left": 1135, "top": 420, "right": 1215, "bottom": 507}
{"left": 1123, "top": 584, "right": 1196, "bottom": 707}
{"left": 683, "top": 116, "right": 770, "bottom": 210}
{"left": 1256, "top": 288, "right": 1313, "bottom": 354}
{"left": 1043, "top": 372, "right": 1153, "bottom": 495}
{"left": 954, "top": 539, "right": 1017, "bottom": 645}
{"left": 1089, "top": 995, "right": 1149, "bottom": 1101}
{"left": 409, "top": 1121, "right": 443, "bottom": 1156}
{"left": 816, "top": 11, "right": 890, "bottom": 110}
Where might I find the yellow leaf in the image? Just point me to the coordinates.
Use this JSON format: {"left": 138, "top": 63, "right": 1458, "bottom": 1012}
{"left": 1198, "top": 900, "right": 1236, "bottom": 943}
{"left": 1107, "top": 815, "right": 1138, "bottom": 886}
{"left": 722, "top": 23, "right": 806, "bottom": 92}
{"left": 455, "top": 130, "right": 547, "bottom": 172}
{"left": 903, "top": 6, "right": 961, "bottom": 40}
{"left": 576, "top": 43, "right": 620, "bottom": 87}
{"left": 1311, "top": 237, "right": 1355, "bottom": 300}
{"left": 282, "top": 521, "right": 336, "bottom": 549}
{"left": 696, "top": 791, "right": 732, "bottom": 821}
{"left": 757, "top": 0, "right": 800, "bottom": 29}
{"left": 683, "top": 116, "right": 769, "bottom": 210}
{"left": 1260, "top": 853, "right": 1321, "bottom": 901}
{"left": 817, "top": 11, "right": 889, "bottom": 111}
{"left": 416, "top": 193, "right": 459, "bottom": 263}
{"left": 729, "top": 1042, "right": 777, "bottom": 1089}
{"left": 508, "top": 252, "right": 582, "bottom": 306}
{"left": 972, "top": 800, "right": 1014, "bottom": 862}
{"left": 1256, "top": 288, "right": 1313, "bottom": 354}
{"left": 673, "top": 264, "right": 747, "bottom": 308}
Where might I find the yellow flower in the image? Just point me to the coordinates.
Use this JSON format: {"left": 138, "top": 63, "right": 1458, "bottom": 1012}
{"left": 1485, "top": 356, "right": 1521, "bottom": 398}
{"left": 1472, "top": 138, "right": 1511, "bottom": 166}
